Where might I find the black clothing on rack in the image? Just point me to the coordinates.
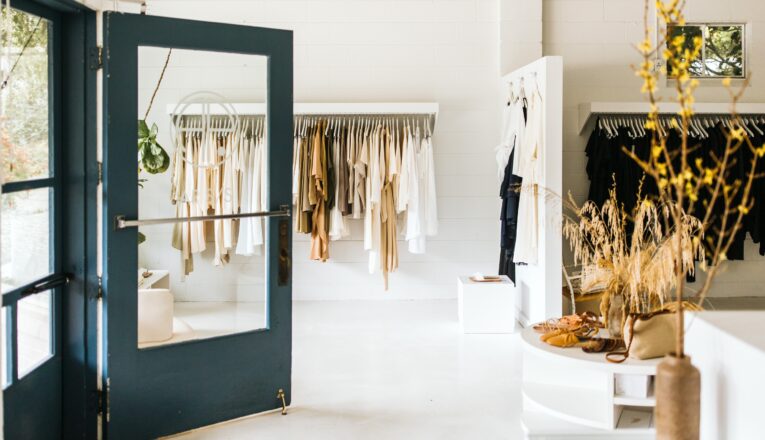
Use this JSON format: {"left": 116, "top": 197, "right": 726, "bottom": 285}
{"left": 585, "top": 119, "right": 765, "bottom": 261}
{"left": 499, "top": 150, "right": 522, "bottom": 280}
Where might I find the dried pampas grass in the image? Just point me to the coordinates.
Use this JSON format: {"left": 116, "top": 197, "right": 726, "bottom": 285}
{"left": 563, "top": 182, "right": 704, "bottom": 319}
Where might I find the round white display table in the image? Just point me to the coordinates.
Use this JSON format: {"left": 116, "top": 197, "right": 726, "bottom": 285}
{"left": 521, "top": 326, "right": 660, "bottom": 439}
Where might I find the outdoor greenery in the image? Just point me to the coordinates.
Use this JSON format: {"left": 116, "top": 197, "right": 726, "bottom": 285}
{"left": 1, "top": 7, "right": 49, "bottom": 184}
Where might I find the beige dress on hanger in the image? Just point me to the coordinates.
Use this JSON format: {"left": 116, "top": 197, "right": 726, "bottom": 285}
{"left": 379, "top": 124, "right": 399, "bottom": 289}
{"left": 310, "top": 120, "right": 330, "bottom": 261}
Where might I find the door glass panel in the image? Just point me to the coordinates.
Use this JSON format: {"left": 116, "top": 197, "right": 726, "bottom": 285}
{"left": 1, "top": 189, "right": 51, "bottom": 293}
{"left": 17, "top": 291, "right": 52, "bottom": 378}
{"left": 136, "top": 47, "right": 268, "bottom": 348}
{"left": 1, "top": 7, "right": 51, "bottom": 181}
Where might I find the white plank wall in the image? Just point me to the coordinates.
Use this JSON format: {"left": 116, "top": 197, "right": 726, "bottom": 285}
{"left": 544, "top": 0, "right": 765, "bottom": 298}
{"left": 135, "top": 0, "right": 505, "bottom": 301}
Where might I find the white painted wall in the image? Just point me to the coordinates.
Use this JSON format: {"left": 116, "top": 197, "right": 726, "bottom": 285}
{"left": 131, "top": 0, "right": 765, "bottom": 302}
{"left": 544, "top": 0, "right": 765, "bottom": 298}
{"left": 135, "top": 0, "right": 504, "bottom": 301}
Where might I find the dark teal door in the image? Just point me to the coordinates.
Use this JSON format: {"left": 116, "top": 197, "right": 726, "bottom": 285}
{"left": 1, "top": 1, "right": 64, "bottom": 439}
{"left": 102, "top": 12, "right": 293, "bottom": 439}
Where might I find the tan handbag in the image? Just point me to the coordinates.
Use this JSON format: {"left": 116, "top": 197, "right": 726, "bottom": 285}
{"left": 606, "top": 310, "right": 676, "bottom": 363}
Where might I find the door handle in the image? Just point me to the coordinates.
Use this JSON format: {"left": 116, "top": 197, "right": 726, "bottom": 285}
{"left": 278, "top": 219, "right": 291, "bottom": 286}
{"left": 115, "top": 205, "right": 291, "bottom": 229}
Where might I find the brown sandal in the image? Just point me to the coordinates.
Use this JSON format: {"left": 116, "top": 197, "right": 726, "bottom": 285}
{"left": 580, "top": 338, "right": 625, "bottom": 353}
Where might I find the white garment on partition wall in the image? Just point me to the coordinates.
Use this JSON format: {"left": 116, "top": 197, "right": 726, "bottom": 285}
{"left": 495, "top": 98, "right": 525, "bottom": 177}
{"left": 513, "top": 91, "right": 542, "bottom": 265}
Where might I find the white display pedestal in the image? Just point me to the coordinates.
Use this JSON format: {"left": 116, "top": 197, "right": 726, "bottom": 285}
{"left": 457, "top": 276, "right": 517, "bottom": 334}
{"left": 135, "top": 269, "right": 196, "bottom": 348}
{"left": 686, "top": 311, "right": 765, "bottom": 440}
{"left": 521, "top": 327, "right": 659, "bottom": 439}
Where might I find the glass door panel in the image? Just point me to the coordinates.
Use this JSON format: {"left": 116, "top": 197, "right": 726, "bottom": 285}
{"left": 1, "top": 189, "right": 51, "bottom": 291}
{"left": 136, "top": 47, "right": 269, "bottom": 348}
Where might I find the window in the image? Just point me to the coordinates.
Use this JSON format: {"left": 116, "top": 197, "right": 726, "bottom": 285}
{"left": 1, "top": 5, "right": 60, "bottom": 383}
{"left": 667, "top": 23, "right": 745, "bottom": 78}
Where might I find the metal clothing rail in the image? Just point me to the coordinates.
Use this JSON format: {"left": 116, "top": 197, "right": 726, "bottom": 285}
{"left": 115, "top": 205, "right": 291, "bottom": 230}
{"left": 166, "top": 102, "right": 439, "bottom": 117}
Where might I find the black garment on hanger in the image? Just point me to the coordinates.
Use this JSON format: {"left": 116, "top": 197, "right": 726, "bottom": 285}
{"left": 499, "top": 150, "right": 522, "bottom": 281}
{"left": 498, "top": 101, "right": 528, "bottom": 282}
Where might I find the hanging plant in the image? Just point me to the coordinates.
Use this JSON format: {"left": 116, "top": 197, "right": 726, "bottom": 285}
{"left": 138, "top": 119, "right": 169, "bottom": 174}
{"left": 137, "top": 48, "right": 173, "bottom": 245}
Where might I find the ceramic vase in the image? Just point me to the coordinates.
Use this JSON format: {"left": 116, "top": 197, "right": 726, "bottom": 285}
{"left": 606, "top": 293, "right": 625, "bottom": 338}
{"left": 655, "top": 355, "right": 700, "bottom": 440}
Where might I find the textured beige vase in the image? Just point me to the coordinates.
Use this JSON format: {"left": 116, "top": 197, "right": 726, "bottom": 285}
{"left": 655, "top": 355, "right": 700, "bottom": 440}
{"left": 607, "top": 294, "right": 625, "bottom": 338}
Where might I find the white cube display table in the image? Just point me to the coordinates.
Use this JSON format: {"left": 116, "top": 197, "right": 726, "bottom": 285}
{"left": 457, "top": 275, "right": 516, "bottom": 333}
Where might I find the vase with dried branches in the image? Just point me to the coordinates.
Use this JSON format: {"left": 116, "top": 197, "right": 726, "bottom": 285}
{"left": 628, "top": 1, "right": 764, "bottom": 438}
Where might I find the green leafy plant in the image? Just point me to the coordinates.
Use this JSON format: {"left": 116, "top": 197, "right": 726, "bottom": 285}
{"left": 138, "top": 119, "right": 170, "bottom": 175}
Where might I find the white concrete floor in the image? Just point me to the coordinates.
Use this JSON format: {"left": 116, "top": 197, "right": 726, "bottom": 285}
{"left": 170, "top": 300, "right": 525, "bottom": 440}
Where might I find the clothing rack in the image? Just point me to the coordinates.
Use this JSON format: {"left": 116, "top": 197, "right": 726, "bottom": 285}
{"left": 578, "top": 101, "right": 765, "bottom": 134}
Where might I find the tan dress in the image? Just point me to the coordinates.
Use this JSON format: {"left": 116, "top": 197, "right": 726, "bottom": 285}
{"left": 379, "top": 125, "right": 399, "bottom": 289}
{"left": 310, "top": 121, "right": 330, "bottom": 261}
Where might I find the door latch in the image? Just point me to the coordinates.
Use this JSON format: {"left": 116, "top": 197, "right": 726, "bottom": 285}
{"left": 276, "top": 388, "right": 288, "bottom": 415}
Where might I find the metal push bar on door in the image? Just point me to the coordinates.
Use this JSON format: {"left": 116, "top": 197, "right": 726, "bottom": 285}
{"left": 115, "top": 205, "right": 291, "bottom": 229}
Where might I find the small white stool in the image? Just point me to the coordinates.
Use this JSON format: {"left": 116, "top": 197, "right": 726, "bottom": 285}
{"left": 457, "top": 275, "right": 517, "bottom": 334}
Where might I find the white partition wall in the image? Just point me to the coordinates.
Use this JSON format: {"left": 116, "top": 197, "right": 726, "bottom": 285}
{"left": 502, "top": 56, "right": 563, "bottom": 325}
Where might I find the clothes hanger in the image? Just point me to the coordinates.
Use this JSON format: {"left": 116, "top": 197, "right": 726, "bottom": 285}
{"left": 630, "top": 116, "right": 639, "bottom": 138}
{"left": 599, "top": 117, "right": 609, "bottom": 137}
{"left": 531, "top": 72, "right": 543, "bottom": 101}
{"left": 698, "top": 118, "right": 710, "bottom": 138}
{"left": 750, "top": 117, "right": 764, "bottom": 136}
{"left": 605, "top": 116, "right": 616, "bottom": 138}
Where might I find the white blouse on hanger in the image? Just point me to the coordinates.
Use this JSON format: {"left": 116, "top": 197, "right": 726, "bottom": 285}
{"left": 406, "top": 129, "right": 438, "bottom": 254}
{"left": 495, "top": 98, "right": 525, "bottom": 177}
{"left": 513, "top": 91, "right": 543, "bottom": 265}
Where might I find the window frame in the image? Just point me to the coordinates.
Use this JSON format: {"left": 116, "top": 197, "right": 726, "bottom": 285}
{"left": 1, "top": 0, "right": 63, "bottom": 383}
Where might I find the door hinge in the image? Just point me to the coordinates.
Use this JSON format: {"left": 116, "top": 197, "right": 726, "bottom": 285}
{"left": 89, "top": 46, "right": 103, "bottom": 70}
{"left": 96, "top": 275, "right": 103, "bottom": 299}
{"left": 97, "top": 161, "right": 103, "bottom": 185}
